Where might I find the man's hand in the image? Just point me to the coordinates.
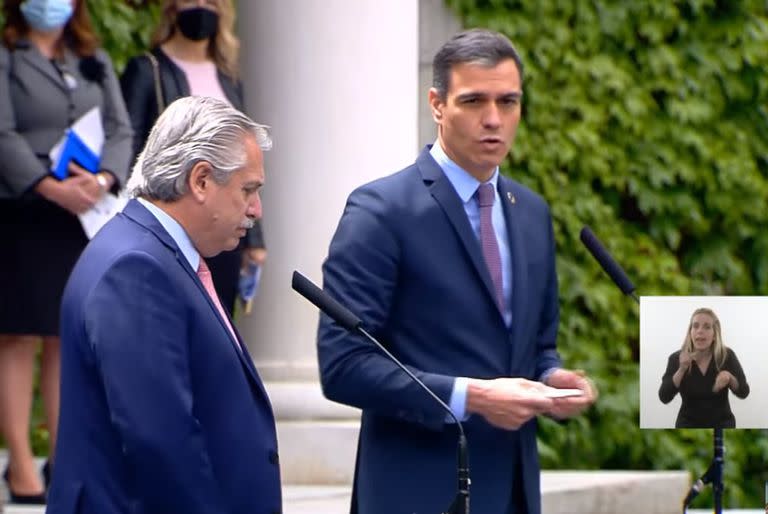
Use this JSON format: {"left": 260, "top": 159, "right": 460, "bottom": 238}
{"left": 466, "top": 377, "right": 554, "bottom": 430}
{"left": 713, "top": 370, "right": 735, "bottom": 393}
{"left": 544, "top": 368, "right": 598, "bottom": 420}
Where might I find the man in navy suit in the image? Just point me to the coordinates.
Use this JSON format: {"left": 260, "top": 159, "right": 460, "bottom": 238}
{"left": 318, "top": 29, "right": 597, "bottom": 514}
{"left": 47, "top": 96, "right": 281, "bottom": 514}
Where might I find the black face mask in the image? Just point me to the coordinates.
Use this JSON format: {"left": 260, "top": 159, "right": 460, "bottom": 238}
{"left": 176, "top": 7, "right": 219, "bottom": 41}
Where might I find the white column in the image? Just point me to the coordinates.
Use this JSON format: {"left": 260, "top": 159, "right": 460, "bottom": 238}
{"left": 238, "top": 1, "right": 419, "bottom": 380}
{"left": 237, "top": 0, "right": 419, "bottom": 484}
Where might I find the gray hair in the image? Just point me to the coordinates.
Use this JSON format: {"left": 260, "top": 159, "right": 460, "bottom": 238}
{"left": 432, "top": 29, "right": 524, "bottom": 99}
{"left": 126, "top": 96, "right": 271, "bottom": 201}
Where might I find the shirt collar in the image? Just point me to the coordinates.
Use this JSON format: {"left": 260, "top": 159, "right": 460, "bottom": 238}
{"left": 137, "top": 197, "right": 200, "bottom": 271}
{"left": 429, "top": 140, "right": 499, "bottom": 202}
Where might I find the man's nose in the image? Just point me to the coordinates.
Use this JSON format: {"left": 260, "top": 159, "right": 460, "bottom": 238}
{"left": 482, "top": 104, "right": 501, "bottom": 128}
{"left": 247, "top": 194, "right": 262, "bottom": 219}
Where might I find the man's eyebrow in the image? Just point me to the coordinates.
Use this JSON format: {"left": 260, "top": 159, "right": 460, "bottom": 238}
{"left": 455, "top": 91, "right": 523, "bottom": 101}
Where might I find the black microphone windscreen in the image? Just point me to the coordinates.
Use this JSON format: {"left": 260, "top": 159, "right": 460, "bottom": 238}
{"left": 579, "top": 226, "right": 636, "bottom": 295}
{"left": 291, "top": 271, "right": 362, "bottom": 332}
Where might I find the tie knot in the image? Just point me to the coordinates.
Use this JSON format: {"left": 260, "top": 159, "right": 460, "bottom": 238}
{"left": 476, "top": 183, "right": 495, "bottom": 207}
{"left": 197, "top": 259, "right": 210, "bottom": 276}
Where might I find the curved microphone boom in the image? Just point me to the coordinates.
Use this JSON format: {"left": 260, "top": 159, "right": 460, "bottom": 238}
{"left": 291, "top": 271, "right": 470, "bottom": 514}
{"left": 579, "top": 226, "right": 639, "bottom": 303}
{"left": 579, "top": 226, "right": 724, "bottom": 514}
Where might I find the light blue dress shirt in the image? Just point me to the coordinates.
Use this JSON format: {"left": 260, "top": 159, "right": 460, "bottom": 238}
{"left": 137, "top": 198, "right": 200, "bottom": 271}
{"left": 429, "top": 142, "right": 513, "bottom": 421}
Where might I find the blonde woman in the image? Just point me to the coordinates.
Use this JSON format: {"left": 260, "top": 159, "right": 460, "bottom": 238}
{"left": 659, "top": 308, "right": 749, "bottom": 428}
{"left": 120, "top": 0, "right": 266, "bottom": 313}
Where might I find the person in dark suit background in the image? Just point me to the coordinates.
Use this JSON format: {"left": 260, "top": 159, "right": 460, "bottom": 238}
{"left": 659, "top": 307, "right": 749, "bottom": 428}
{"left": 120, "top": 0, "right": 266, "bottom": 313}
{"left": 0, "top": 0, "right": 132, "bottom": 504}
{"left": 46, "top": 96, "right": 281, "bottom": 514}
{"left": 317, "top": 29, "right": 597, "bottom": 514}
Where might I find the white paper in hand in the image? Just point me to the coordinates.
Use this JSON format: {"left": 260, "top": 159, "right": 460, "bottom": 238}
{"left": 78, "top": 193, "right": 127, "bottom": 239}
{"left": 48, "top": 107, "right": 104, "bottom": 175}
{"left": 71, "top": 106, "right": 104, "bottom": 155}
{"left": 542, "top": 387, "right": 584, "bottom": 399}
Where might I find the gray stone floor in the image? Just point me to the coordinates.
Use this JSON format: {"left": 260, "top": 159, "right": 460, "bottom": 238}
{"left": 1, "top": 449, "right": 696, "bottom": 514}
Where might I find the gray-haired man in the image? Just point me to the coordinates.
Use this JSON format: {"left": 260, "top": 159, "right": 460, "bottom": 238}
{"left": 48, "top": 96, "right": 282, "bottom": 514}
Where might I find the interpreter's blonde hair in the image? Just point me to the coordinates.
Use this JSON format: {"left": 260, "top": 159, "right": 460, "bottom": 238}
{"left": 151, "top": 0, "right": 240, "bottom": 79}
{"left": 681, "top": 308, "right": 727, "bottom": 370}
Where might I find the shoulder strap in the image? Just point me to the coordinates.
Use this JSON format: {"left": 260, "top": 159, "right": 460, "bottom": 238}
{"left": 144, "top": 51, "right": 165, "bottom": 113}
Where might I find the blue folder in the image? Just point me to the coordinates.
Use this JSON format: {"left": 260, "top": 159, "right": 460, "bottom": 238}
{"left": 51, "top": 129, "right": 101, "bottom": 180}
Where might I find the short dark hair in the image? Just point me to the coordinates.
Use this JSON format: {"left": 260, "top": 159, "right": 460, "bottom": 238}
{"left": 432, "top": 29, "right": 524, "bottom": 99}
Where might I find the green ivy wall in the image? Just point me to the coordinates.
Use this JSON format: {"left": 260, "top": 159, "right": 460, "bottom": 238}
{"left": 446, "top": 0, "right": 768, "bottom": 507}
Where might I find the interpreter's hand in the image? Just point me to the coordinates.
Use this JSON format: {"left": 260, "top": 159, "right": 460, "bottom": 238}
{"left": 544, "top": 368, "right": 598, "bottom": 420}
{"left": 242, "top": 247, "right": 267, "bottom": 270}
{"left": 713, "top": 370, "right": 734, "bottom": 393}
{"left": 678, "top": 349, "right": 694, "bottom": 372}
{"left": 466, "top": 377, "right": 553, "bottom": 431}
{"left": 35, "top": 171, "right": 99, "bottom": 215}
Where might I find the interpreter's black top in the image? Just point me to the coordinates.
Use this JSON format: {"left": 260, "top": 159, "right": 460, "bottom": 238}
{"left": 659, "top": 348, "right": 749, "bottom": 428}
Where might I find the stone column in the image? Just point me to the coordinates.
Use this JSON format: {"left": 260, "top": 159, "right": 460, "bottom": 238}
{"left": 237, "top": 0, "right": 419, "bottom": 484}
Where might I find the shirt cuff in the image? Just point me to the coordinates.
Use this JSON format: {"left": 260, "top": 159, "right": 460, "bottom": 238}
{"left": 446, "top": 377, "right": 469, "bottom": 423}
{"left": 539, "top": 367, "right": 560, "bottom": 385}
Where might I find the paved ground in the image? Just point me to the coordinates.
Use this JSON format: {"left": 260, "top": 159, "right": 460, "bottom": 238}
{"left": 2, "top": 486, "right": 351, "bottom": 514}
{"left": 6, "top": 451, "right": 750, "bottom": 514}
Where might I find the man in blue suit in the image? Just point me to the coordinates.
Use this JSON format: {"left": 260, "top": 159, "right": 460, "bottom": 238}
{"left": 47, "top": 97, "right": 281, "bottom": 514}
{"left": 318, "top": 29, "right": 597, "bottom": 514}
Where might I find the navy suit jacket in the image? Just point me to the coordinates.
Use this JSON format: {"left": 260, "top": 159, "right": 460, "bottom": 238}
{"left": 318, "top": 148, "right": 561, "bottom": 514}
{"left": 47, "top": 200, "right": 281, "bottom": 514}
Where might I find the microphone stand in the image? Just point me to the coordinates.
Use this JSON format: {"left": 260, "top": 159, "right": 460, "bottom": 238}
{"left": 579, "top": 228, "right": 728, "bottom": 514}
{"left": 356, "top": 327, "right": 470, "bottom": 514}
{"left": 291, "top": 271, "right": 470, "bottom": 513}
{"left": 682, "top": 428, "right": 724, "bottom": 514}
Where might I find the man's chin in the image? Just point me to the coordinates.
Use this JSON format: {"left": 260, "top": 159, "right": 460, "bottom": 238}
{"left": 201, "top": 240, "right": 239, "bottom": 258}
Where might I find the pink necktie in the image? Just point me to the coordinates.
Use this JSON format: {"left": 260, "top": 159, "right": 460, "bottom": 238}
{"left": 477, "top": 183, "right": 505, "bottom": 313}
{"left": 197, "top": 259, "right": 241, "bottom": 350}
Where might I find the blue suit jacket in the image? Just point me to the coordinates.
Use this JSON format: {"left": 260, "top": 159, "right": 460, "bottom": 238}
{"left": 318, "top": 148, "right": 561, "bottom": 514}
{"left": 47, "top": 200, "right": 281, "bottom": 514}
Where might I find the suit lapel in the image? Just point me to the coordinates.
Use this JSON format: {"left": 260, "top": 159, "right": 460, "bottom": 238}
{"left": 121, "top": 200, "right": 270, "bottom": 401}
{"left": 417, "top": 149, "right": 500, "bottom": 310}
{"left": 498, "top": 178, "right": 528, "bottom": 352}
{"left": 16, "top": 44, "right": 69, "bottom": 93}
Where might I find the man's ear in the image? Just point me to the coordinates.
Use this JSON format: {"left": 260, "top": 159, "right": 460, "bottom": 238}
{"left": 428, "top": 87, "right": 444, "bottom": 123}
{"left": 189, "top": 161, "right": 213, "bottom": 203}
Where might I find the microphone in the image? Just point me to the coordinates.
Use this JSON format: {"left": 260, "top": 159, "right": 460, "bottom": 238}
{"left": 579, "top": 226, "right": 638, "bottom": 303}
{"left": 291, "top": 271, "right": 470, "bottom": 514}
{"left": 682, "top": 479, "right": 704, "bottom": 508}
{"left": 291, "top": 271, "right": 362, "bottom": 331}
{"left": 580, "top": 225, "right": 726, "bottom": 514}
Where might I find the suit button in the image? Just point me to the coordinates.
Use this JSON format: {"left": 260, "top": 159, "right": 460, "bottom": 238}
{"left": 269, "top": 450, "right": 279, "bottom": 465}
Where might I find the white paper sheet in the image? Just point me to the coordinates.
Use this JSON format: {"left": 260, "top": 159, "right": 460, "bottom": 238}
{"left": 49, "top": 106, "right": 104, "bottom": 173}
{"left": 78, "top": 193, "right": 127, "bottom": 239}
{"left": 542, "top": 387, "right": 584, "bottom": 399}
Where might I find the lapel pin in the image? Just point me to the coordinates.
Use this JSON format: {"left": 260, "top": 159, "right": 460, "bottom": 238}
{"left": 507, "top": 192, "right": 516, "bottom": 205}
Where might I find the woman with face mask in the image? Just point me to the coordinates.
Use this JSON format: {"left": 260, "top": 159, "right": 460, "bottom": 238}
{"left": 0, "top": 0, "right": 132, "bottom": 505}
{"left": 121, "top": 0, "right": 267, "bottom": 316}
{"left": 658, "top": 308, "right": 750, "bottom": 428}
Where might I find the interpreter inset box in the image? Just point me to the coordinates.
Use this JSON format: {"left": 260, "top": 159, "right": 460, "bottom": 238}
{"left": 639, "top": 296, "right": 768, "bottom": 429}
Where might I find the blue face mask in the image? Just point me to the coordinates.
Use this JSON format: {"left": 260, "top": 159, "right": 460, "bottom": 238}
{"left": 20, "top": 0, "right": 74, "bottom": 32}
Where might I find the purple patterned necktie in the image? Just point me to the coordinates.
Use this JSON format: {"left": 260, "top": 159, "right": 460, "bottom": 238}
{"left": 477, "top": 183, "right": 505, "bottom": 313}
